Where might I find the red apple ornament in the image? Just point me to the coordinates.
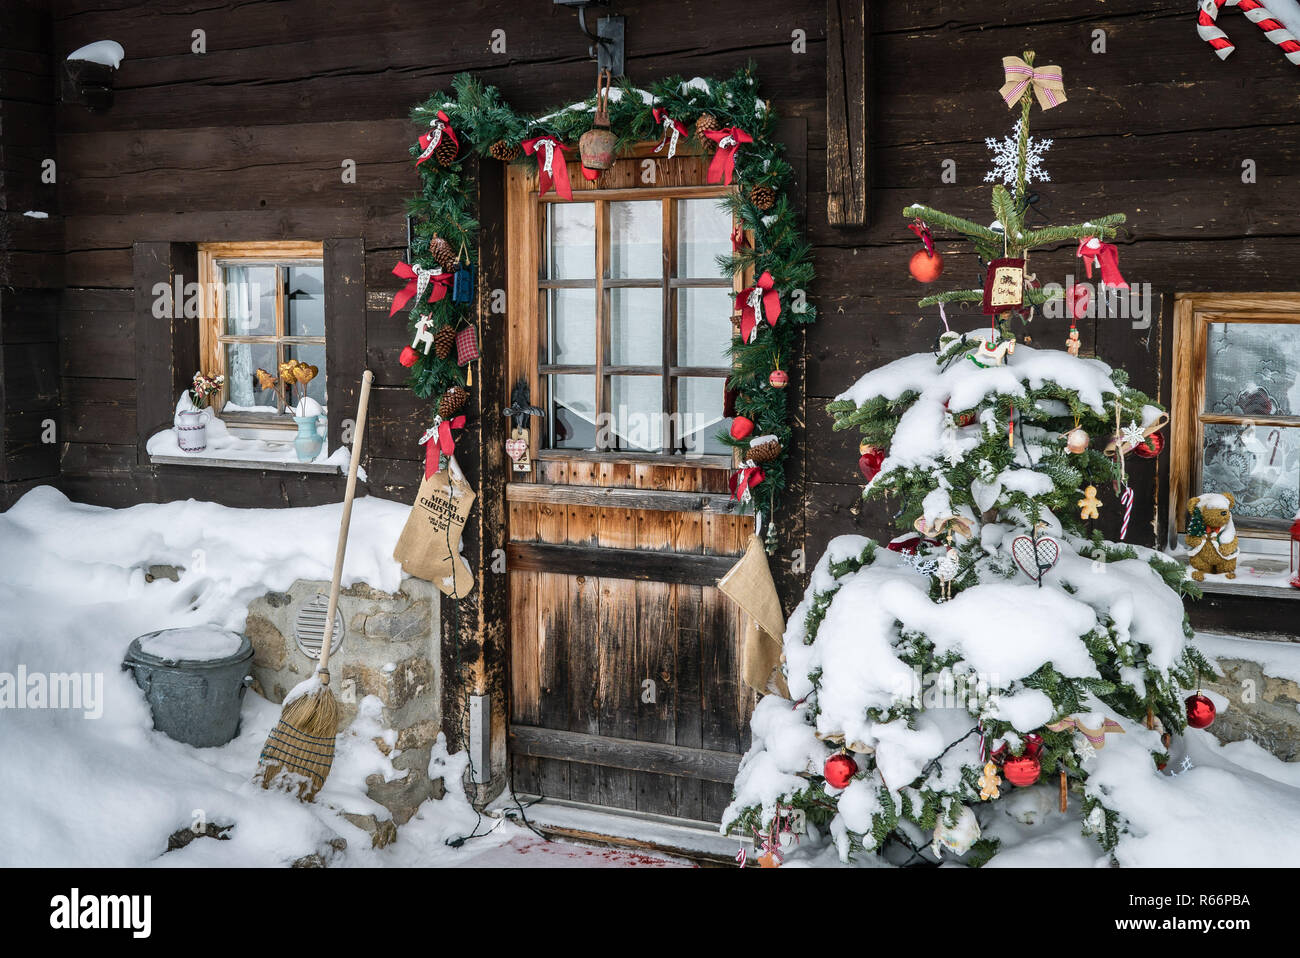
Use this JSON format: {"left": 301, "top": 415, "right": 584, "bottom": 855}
{"left": 1134, "top": 432, "right": 1164, "bottom": 459}
{"left": 769, "top": 369, "right": 789, "bottom": 389}
{"left": 823, "top": 752, "right": 858, "bottom": 789}
{"left": 909, "top": 249, "right": 944, "bottom": 283}
{"left": 730, "top": 416, "right": 755, "bottom": 441}
{"left": 858, "top": 445, "right": 885, "bottom": 482}
{"left": 399, "top": 345, "right": 419, "bottom": 368}
{"left": 1185, "top": 693, "right": 1216, "bottom": 729}
{"left": 1003, "top": 754, "right": 1042, "bottom": 787}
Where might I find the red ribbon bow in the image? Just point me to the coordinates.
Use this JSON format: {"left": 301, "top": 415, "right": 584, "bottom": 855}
{"left": 907, "top": 220, "right": 935, "bottom": 256}
{"left": 1076, "top": 237, "right": 1129, "bottom": 290}
{"left": 522, "top": 135, "right": 572, "bottom": 199}
{"left": 704, "top": 126, "right": 753, "bottom": 185}
{"left": 421, "top": 415, "right": 466, "bottom": 477}
{"left": 651, "top": 107, "right": 688, "bottom": 159}
{"left": 416, "top": 111, "right": 459, "bottom": 167}
{"left": 390, "top": 262, "right": 453, "bottom": 316}
{"left": 735, "top": 271, "right": 780, "bottom": 343}
{"left": 729, "top": 462, "right": 765, "bottom": 502}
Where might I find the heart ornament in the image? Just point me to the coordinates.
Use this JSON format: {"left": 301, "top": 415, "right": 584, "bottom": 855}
{"left": 1011, "top": 533, "right": 1060, "bottom": 582}
{"left": 505, "top": 438, "right": 528, "bottom": 462}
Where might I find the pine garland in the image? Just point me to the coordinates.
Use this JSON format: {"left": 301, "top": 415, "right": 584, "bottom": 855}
{"left": 400, "top": 66, "right": 815, "bottom": 537}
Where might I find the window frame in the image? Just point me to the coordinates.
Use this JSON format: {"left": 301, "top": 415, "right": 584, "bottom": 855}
{"left": 197, "top": 241, "right": 326, "bottom": 427}
{"left": 1171, "top": 293, "right": 1300, "bottom": 540}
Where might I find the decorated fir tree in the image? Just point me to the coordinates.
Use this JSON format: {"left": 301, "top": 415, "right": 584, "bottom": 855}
{"left": 723, "top": 54, "right": 1212, "bottom": 865}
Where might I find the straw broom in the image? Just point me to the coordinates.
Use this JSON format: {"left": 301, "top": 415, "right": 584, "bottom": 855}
{"left": 255, "top": 370, "right": 374, "bottom": 801}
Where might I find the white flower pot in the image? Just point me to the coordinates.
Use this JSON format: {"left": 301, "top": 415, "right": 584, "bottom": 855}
{"left": 176, "top": 409, "right": 207, "bottom": 453}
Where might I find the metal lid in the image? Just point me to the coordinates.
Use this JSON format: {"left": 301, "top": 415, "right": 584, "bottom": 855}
{"left": 124, "top": 628, "right": 253, "bottom": 670}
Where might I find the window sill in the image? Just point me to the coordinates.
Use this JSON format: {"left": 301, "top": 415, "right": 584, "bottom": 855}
{"left": 149, "top": 453, "right": 347, "bottom": 475}
{"left": 1177, "top": 552, "right": 1300, "bottom": 599}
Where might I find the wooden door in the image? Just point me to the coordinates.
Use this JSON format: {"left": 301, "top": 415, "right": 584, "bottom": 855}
{"left": 504, "top": 151, "right": 757, "bottom": 824}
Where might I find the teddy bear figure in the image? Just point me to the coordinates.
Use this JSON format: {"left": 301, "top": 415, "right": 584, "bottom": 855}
{"left": 1186, "top": 492, "right": 1239, "bottom": 581}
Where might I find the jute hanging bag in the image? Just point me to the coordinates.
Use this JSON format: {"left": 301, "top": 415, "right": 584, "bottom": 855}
{"left": 392, "top": 461, "right": 476, "bottom": 598}
{"left": 255, "top": 369, "right": 374, "bottom": 801}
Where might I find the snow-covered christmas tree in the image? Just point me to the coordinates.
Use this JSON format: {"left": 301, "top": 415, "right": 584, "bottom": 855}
{"left": 723, "top": 53, "right": 1212, "bottom": 866}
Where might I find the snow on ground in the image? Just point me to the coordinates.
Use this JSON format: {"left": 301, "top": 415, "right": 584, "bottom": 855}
{"left": 1, "top": 487, "right": 1297, "bottom": 868}
{"left": 0, "top": 487, "right": 683, "bottom": 868}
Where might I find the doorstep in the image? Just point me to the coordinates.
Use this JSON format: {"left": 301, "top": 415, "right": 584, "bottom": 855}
{"left": 486, "top": 793, "right": 751, "bottom": 866}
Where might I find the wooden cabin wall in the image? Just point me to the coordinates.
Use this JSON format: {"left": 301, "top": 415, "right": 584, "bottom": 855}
{"left": 35, "top": 1, "right": 1300, "bottom": 607}
{"left": 0, "top": 0, "right": 62, "bottom": 508}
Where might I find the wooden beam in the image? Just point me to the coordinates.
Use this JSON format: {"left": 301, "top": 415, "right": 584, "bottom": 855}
{"left": 509, "top": 726, "right": 741, "bottom": 783}
{"left": 506, "top": 481, "right": 734, "bottom": 514}
{"left": 323, "top": 237, "right": 366, "bottom": 457}
{"left": 506, "top": 541, "right": 734, "bottom": 586}
{"left": 133, "top": 242, "right": 199, "bottom": 467}
{"left": 826, "top": 0, "right": 869, "bottom": 227}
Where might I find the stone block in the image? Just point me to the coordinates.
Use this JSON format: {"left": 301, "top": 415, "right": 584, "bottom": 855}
{"left": 245, "top": 613, "right": 286, "bottom": 670}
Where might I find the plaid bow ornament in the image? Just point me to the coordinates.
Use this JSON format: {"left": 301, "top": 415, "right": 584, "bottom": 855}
{"left": 999, "top": 55, "right": 1067, "bottom": 110}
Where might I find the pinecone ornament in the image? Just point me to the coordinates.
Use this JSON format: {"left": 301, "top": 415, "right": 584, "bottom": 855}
{"left": 434, "top": 325, "right": 457, "bottom": 359}
{"left": 438, "top": 385, "right": 470, "bottom": 419}
{"left": 695, "top": 113, "right": 721, "bottom": 151}
{"left": 748, "top": 438, "right": 782, "bottom": 464}
{"left": 489, "top": 139, "right": 521, "bottom": 162}
{"left": 750, "top": 184, "right": 777, "bottom": 211}
{"left": 429, "top": 236, "right": 457, "bottom": 272}
{"left": 435, "top": 136, "right": 459, "bottom": 166}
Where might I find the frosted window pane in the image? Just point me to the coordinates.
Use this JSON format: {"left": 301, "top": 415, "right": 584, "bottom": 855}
{"left": 285, "top": 343, "right": 327, "bottom": 411}
{"left": 224, "top": 343, "right": 278, "bottom": 410}
{"left": 1205, "top": 322, "right": 1300, "bottom": 416}
{"left": 286, "top": 265, "right": 325, "bottom": 337}
{"left": 1202, "top": 423, "right": 1300, "bottom": 522}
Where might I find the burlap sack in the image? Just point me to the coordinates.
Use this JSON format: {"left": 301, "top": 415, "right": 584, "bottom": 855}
{"left": 393, "top": 467, "right": 476, "bottom": 597}
{"left": 717, "top": 534, "right": 789, "bottom": 697}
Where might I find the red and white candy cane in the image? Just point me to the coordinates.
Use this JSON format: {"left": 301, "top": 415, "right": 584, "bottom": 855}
{"left": 1119, "top": 485, "right": 1135, "bottom": 540}
{"left": 1197, "top": 0, "right": 1300, "bottom": 66}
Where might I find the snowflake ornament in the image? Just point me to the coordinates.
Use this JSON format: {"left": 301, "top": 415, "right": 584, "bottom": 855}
{"left": 1121, "top": 420, "right": 1147, "bottom": 450}
{"left": 985, "top": 118, "right": 1052, "bottom": 187}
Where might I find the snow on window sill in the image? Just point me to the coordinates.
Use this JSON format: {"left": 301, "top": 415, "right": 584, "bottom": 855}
{"left": 146, "top": 416, "right": 359, "bottom": 478}
{"left": 1173, "top": 551, "right": 1300, "bottom": 600}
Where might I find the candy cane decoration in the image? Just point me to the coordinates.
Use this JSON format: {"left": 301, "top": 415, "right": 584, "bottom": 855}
{"left": 1119, "top": 485, "right": 1135, "bottom": 540}
{"left": 1197, "top": 0, "right": 1300, "bottom": 66}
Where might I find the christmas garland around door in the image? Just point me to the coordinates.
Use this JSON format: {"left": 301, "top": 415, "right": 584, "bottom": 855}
{"left": 395, "top": 65, "right": 816, "bottom": 545}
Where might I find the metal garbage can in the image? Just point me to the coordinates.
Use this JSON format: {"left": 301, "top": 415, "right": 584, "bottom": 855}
{"left": 123, "top": 628, "right": 254, "bottom": 748}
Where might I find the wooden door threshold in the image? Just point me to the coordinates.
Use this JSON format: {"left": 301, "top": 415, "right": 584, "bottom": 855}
{"left": 485, "top": 794, "right": 752, "bottom": 867}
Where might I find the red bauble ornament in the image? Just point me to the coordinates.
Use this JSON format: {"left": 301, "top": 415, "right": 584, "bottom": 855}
{"left": 858, "top": 446, "right": 885, "bottom": 482}
{"left": 1003, "top": 755, "right": 1042, "bottom": 787}
{"left": 399, "top": 345, "right": 419, "bottom": 368}
{"left": 1068, "top": 284, "right": 1091, "bottom": 320}
{"left": 1134, "top": 432, "right": 1164, "bottom": 459}
{"left": 769, "top": 369, "right": 789, "bottom": 389}
{"left": 823, "top": 752, "right": 858, "bottom": 789}
{"left": 730, "top": 416, "right": 755, "bottom": 441}
{"left": 1185, "top": 693, "right": 1216, "bottom": 729}
{"left": 909, "top": 249, "right": 944, "bottom": 284}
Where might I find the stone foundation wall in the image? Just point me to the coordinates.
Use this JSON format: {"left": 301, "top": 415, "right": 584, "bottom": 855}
{"left": 244, "top": 577, "right": 443, "bottom": 828}
{"left": 1200, "top": 650, "right": 1300, "bottom": 763}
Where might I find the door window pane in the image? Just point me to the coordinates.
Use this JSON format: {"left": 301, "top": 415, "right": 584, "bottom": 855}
{"left": 677, "top": 199, "right": 731, "bottom": 277}
{"left": 224, "top": 342, "right": 278, "bottom": 411}
{"left": 609, "top": 376, "right": 663, "bottom": 452}
{"left": 677, "top": 287, "right": 733, "bottom": 367}
{"left": 222, "top": 265, "right": 277, "bottom": 336}
{"left": 549, "top": 374, "right": 596, "bottom": 450}
{"left": 611, "top": 289, "right": 662, "bottom": 366}
{"left": 546, "top": 203, "right": 595, "bottom": 280}
{"left": 1205, "top": 322, "right": 1300, "bottom": 416}
{"left": 1202, "top": 422, "right": 1300, "bottom": 522}
{"left": 610, "top": 201, "right": 662, "bottom": 279}
{"left": 547, "top": 288, "right": 597, "bottom": 364}
{"left": 677, "top": 377, "right": 728, "bottom": 456}
{"left": 286, "top": 265, "right": 325, "bottom": 337}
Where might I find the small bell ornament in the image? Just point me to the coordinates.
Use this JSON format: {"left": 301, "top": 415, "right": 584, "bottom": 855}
{"left": 578, "top": 70, "right": 618, "bottom": 171}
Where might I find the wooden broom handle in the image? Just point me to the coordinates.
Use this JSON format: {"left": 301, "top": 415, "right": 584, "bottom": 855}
{"left": 317, "top": 369, "right": 374, "bottom": 681}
